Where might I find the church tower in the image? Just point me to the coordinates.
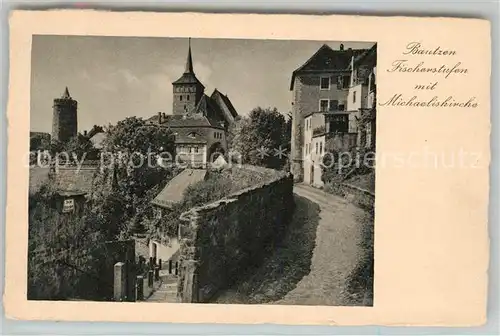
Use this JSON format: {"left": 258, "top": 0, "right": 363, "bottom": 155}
{"left": 52, "top": 87, "right": 78, "bottom": 143}
{"left": 172, "top": 38, "right": 205, "bottom": 115}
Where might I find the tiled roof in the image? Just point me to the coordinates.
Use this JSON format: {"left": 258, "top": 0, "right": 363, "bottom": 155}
{"left": 151, "top": 169, "right": 207, "bottom": 209}
{"left": 148, "top": 95, "right": 228, "bottom": 130}
{"left": 172, "top": 72, "right": 204, "bottom": 86}
{"left": 353, "top": 43, "right": 377, "bottom": 67}
{"left": 195, "top": 94, "right": 227, "bottom": 128}
{"left": 165, "top": 114, "right": 213, "bottom": 128}
{"left": 290, "top": 44, "right": 369, "bottom": 90}
{"left": 211, "top": 89, "right": 238, "bottom": 118}
{"left": 174, "top": 134, "right": 207, "bottom": 144}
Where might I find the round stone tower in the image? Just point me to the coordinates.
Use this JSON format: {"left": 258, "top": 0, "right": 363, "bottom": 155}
{"left": 52, "top": 87, "right": 78, "bottom": 143}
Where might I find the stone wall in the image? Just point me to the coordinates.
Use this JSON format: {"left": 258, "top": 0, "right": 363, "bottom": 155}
{"left": 328, "top": 182, "right": 375, "bottom": 212}
{"left": 177, "top": 167, "right": 294, "bottom": 303}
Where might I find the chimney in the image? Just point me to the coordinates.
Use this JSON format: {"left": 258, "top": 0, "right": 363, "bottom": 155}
{"left": 158, "top": 112, "right": 162, "bottom": 124}
{"left": 162, "top": 112, "right": 167, "bottom": 120}
{"left": 339, "top": 44, "right": 344, "bottom": 51}
{"left": 83, "top": 130, "right": 88, "bottom": 137}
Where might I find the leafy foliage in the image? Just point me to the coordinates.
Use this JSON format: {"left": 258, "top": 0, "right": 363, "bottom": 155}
{"left": 98, "top": 117, "right": 177, "bottom": 236}
{"left": 228, "top": 107, "right": 291, "bottom": 170}
{"left": 103, "top": 116, "right": 175, "bottom": 154}
{"left": 64, "top": 133, "right": 100, "bottom": 160}
{"left": 30, "top": 133, "right": 51, "bottom": 152}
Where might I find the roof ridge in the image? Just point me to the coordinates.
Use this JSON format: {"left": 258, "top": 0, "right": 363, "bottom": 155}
{"left": 292, "top": 44, "right": 334, "bottom": 74}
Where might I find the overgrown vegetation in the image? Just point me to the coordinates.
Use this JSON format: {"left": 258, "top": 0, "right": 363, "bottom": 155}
{"left": 28, "top": 117, "right": 178, "bottom": 300}
{"left": 28, "top": 185, "right": 109, "bottom": 300}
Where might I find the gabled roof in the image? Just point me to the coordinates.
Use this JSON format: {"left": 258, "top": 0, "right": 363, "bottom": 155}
{"left": 195, "top": 94, "right": 227, "bottom": 127}
{"left": 151, "top": 169, "right": 207, "bottom": 209}
{"left": 211, "top": 89, "right": 238, "bottom": 118}
{"left": 290, "top": 44, "right": 369, "bottom": 90}
{"left": 353, "top": 43, "right": 377, "bottom": 68}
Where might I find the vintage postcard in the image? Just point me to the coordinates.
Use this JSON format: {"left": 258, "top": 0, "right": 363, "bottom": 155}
{"left": 4, "top": 11, "right": 490, "bottom": 326}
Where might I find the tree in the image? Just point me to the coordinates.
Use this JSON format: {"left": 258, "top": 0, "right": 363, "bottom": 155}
{"left": 64, "top": 133, "right": 100, "bottom": 161}
{"left": 30, "top": 133, "right": 51, "bottom": 152}
{"left": 100, "top": 117, "right": 177, "bottom": 236}
{"left": 103, "top": 117, "right": 175, "bottom": 154}
{"left": 229, "top": 107, "right": 290, "bottom": 169}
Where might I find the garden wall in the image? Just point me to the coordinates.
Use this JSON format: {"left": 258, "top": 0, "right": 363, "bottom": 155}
{"left": 177, "top": 166, "right": 294, "bottom": 303}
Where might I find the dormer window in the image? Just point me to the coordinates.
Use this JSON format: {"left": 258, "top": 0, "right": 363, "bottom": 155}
{"left": 188, "top": 132, "right": 198, "bottom": 138}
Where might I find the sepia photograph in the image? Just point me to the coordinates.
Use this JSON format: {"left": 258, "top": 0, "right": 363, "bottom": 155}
{"left": 27, "top": 34, "right": 377, "bottom": 306}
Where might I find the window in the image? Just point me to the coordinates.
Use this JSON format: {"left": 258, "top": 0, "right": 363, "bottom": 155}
{"left": 329, "top": 100, "right": 339, "bottom": 111}
{"left": 343, "top": 75, "right": 351, "bottom": 89}
{"left": 320, "top": 142, "right": 323, "bottom": 154}
{"left": 320, "top": 77, "right": 330, "bottom": 90}
{"left": 338, "top": 103, "right": 345, "bottom": 111}
{"left": 180, "top": 95, "right": 183, "bottom": 101}
{"left": 319, "top": 99, "right": 329, "bottom": 112}
{"left": 187, "top": 95, "right": 190, "bottom": 101}
{"left": 188, "top": 132, "right": 198, "bottom": 138}
{"left": 315, "top": 142, "right": 318, "bottom": 154}
{"left": 353, "top": 91, "right": 357, "bottom": 103}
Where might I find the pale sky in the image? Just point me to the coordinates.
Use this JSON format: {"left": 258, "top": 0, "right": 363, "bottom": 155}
{"left": 30, "top": 35, "right": 374, "bottom": 133}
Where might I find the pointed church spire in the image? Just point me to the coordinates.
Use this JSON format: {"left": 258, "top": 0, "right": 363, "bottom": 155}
{"left": 184, "top": 38, "right": 194, "bottom": 74}
{"left": 62, "top": 86, "right": 71, "bottom": 99}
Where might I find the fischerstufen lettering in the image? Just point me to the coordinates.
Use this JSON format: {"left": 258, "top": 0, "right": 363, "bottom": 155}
{"left": 387, "top": 60, "right": 467, "bottom": 79}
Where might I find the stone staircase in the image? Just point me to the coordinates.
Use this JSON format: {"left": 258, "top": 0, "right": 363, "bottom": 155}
{"left": 145, "top": 274, "right": 180, "bottom": 303}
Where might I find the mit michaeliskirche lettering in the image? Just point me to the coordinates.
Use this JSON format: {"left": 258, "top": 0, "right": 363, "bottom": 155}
{"left": 379, "top": 94, "right": 478, "bottom": 108}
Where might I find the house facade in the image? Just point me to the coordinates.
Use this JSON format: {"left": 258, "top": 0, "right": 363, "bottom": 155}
{"left": 290, "top": 43, "right": 377, "bottom": 186}
{"left": 147, "top": 39, "right": 238, "bottom": 167}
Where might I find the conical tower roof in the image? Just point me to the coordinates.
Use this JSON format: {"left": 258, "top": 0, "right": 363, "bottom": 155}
{"left": 61, "top": 86, "right": 71, "bottom": 99}
{"left": 184, "top": 37, "right": 194, "bottom": 74}
{"left": 172, "top": 38, "right": 204, "bottom": 87}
